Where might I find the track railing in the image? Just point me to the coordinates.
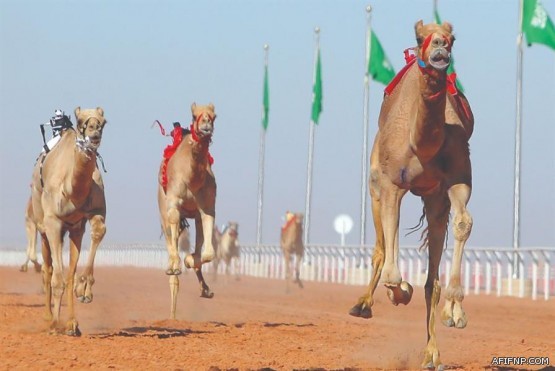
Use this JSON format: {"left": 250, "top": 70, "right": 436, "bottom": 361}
{"left": 1, "top": 244, "right": 553, "bottom": 300}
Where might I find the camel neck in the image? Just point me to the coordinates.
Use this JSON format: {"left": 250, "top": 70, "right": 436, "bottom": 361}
{"left": 410, "top": 68, "right": 447, "bottom": 161}
{"left": 70, "top": 142, "right": 97, "bottom": 203}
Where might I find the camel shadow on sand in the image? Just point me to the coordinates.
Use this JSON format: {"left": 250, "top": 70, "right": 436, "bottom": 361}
{"left": 92, "top": 326, "right": 210, "bottom": 339}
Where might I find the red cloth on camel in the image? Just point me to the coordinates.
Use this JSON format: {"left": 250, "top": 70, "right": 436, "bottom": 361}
{"left": 160, "top": 128, "right": 184, "bottom": 191}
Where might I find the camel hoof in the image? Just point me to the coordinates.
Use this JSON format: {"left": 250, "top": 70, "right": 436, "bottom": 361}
{"left": 295, "top": 279, "right": 304, "bottom": 289}
{"left": 349, "top": 303, "right": 372, "bottom": 319}
{"left": 422, "top": 361, "right": 443, "bottom": 370}
{"left": 455, "top": 317, "right": 467, "bottom": 329}
{"left": 184, "top": 255, "right": 200, "bottom": 270}
{"left": 78, "top": 295, "right": 92, "bottom": 304}
{"left": 441, "top": 317, "right": 454, "bottom": 327}
{"left": 34, "top": 263, "right": 42, "bottom": 273}
{"left": 386, "top": 281, "right": 413, "bottom": 306}
{"left": 65, "top": 324, "right": 81, "bottom": 336}
{"left": 200, "top": 287, "right": 214, "bottom": 299}
{"left": 19, "top": 265, "right": 28, "bottom": 272}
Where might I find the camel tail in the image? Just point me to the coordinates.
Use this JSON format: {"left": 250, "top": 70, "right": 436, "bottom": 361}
{"left": 405, "top": 204, "right": 450, "bottom": 252}
{"left": 405, "top": 206, "right": 428, "bottom": 251}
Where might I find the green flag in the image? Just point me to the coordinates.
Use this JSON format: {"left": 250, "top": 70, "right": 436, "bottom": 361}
{"left": 311, "top": 49, "right": 323, "bottom": 124}
{"left": 262, "top": 65, "right": 269, "bottom": 130}
{"left": 368, "top": 31, "right": 395, "bottom": 85}
{"left": 434, "top": 9, "right": 465, "bottom": 92}
{"left": 522, "top": 0, "right": 555, "bottom": 50}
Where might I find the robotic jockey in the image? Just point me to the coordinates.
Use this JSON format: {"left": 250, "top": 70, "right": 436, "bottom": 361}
{"left": 41, "top": 109, "right": 73, "bottom": 152}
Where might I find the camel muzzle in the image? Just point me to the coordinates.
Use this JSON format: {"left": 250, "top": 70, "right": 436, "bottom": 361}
{"left": 198, "top": 125, "right": 213, "bottom": 137}
{"left": 429, "top": 49, "right": 450, "bottom": 70}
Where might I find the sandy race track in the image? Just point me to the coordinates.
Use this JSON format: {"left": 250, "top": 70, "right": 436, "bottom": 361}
{"left": 1, "top": 266, "right": 554, "bottom": 370}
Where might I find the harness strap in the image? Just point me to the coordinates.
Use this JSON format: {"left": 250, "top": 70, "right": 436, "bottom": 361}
{"left": 40, "top": 124, "right": 49, "bottom": 153}
{"left": 39, "top": 154, "right": 47, "bottom": 188}
{"left": 96, "top": 152, "right": 108, "bottom": 173}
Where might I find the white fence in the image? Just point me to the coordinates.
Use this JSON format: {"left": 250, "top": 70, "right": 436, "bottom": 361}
{"left": 1, "top": 244, "right": 553, "bottom": 300}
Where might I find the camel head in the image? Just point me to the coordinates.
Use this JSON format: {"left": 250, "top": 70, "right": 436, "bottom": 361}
{"left": 74, "top": 107, "right": 107, "bottom": 151}
{"left": 284, "top": 211, "right": 304, "bottom": 230}
{"left": 190, "top": 102, "right": 216, "bottom": 141}
{"left": 226, "top": 222, "right": 239, "bottom": 238}
{"left": 414, "top": 20, "right": 454, "bottom": 71}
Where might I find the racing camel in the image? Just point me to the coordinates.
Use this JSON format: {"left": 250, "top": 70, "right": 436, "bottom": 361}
{"left": 280, "top": 211, "right": 304, "bottom": 292}
{"left": 349, "top": 21, "right": 474, "bottom": 369}
{"left": 157, "top": 102, "right": 217, "bottom": 319}
{"left": 213, "top": 222, "right": 241, "bottom": 280}
{"left": 29, "top": 107, "right": 107, "bottom": 336}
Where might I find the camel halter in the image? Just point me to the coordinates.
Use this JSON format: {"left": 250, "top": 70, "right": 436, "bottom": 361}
{"left": 416, "top": 33, "right": 452, "bottom": 72}
{"left": 188, "top": 113, "right": 215, "bottom": 165}
{"left": 384, "top": 47, "right": 458, "bottom": 97}
{"left": 76, "top": 117, "right": 108, "bottom": 173}
{"left": 189, "top": 113, "right": 215, "bottom": 143}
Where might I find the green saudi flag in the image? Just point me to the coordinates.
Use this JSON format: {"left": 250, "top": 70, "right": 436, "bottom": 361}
{"left": 262, "top": 65, "right": 269, "bottom": 130}
{"left": 434, "top": 9, "right": 465, "bottom": 92}
{"left": 522, "top": 0, "right": 555, "bottom": 50}
{"left": 368, "top": 31, "right": 395, "bottom": 85}
{"left": 311, "top": 49, "right": 323, "bottom": 124}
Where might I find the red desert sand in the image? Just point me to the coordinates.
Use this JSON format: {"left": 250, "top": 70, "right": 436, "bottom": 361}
{"left": 1, "top": 266, "right": 554, "bottom": 370}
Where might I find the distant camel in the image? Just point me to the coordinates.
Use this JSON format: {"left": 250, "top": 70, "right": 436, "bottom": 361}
{"left": 157, "top": 103, "right": 217, "bottom": 319}
{"left": 214, "top": 222, "right": 241, "bottom": 280}
{"left": 348, "top": 20, "right": 474, "bottom": 369}
{"left": 29, "top": 107, "right": 107, "bottom": 336}
{"left": 280, "top": 212, "right": 304, "bottom": 292}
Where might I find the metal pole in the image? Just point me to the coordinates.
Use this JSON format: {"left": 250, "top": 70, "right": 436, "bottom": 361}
{"left": 256, "top": 45, "right": 269, "bottom": 251}
{"left": 513, "top": 0, "right": 524, "bottom": 278}
{"left": 360, "top": 5, "right": 372, "bottom": 248}
{"left": 304, "top": 27, "right": 320, "bottom": 246}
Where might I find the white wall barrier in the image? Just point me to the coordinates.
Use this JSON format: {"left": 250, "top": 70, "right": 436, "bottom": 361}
{"left": 1, "top": 244, "right": 553, "bottom": 300}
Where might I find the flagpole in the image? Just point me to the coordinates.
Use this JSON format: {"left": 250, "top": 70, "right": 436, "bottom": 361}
{"left": 360, "top": 5, "right": 372, "bottom": 250}
{"left": 304, "top": 27, "right": 320, "bottom": 246}
{"left": 512, "top": 0, "right": 524, "bottom": 278}
{"left": 256, "top": 44, "right": 269, "bottom": 253}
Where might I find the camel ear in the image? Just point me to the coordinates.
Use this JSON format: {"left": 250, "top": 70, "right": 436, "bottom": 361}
{"left": 74, "top": 106, "right": 81, "bottom": 118}
{"left": 441, "top": 21, "right": 453, "bottom": 34}
{"left": 208, "top": 102, "right": 215, "bottom": 111}
{"left": 96, "top": 107, "right": 104, "bottom": 117}
{"left": 191, "top": 102, "right": 197, "bottom": 113}
{"left": 414, "top": 20, "right": 424, "bottom": 43}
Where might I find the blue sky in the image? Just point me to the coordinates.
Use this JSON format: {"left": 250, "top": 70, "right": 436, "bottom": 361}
{"left": 1, "top": 0, "right": 554, "bottom": 249}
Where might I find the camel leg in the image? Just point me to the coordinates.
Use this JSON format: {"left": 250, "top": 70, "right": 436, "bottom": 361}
{"left": 422, "top": 279, "right": 442, "bottom": 370}
{"left": 40, "top": 233, "right": 53, "bottom": 322}
{"left": 66, "top": 223, "right": 85, "bottom": 336}
{"left": 294, "top": 253, "right": 304, "bottom": 288}
{"left": 234, "top": 256, "right": 241, "bottom": 281}
{"left": 421, "top": 193, "right": 449, "bottom": 369}
{"left": 21, "top": 217, "right": 41, "bottom": 273}
{"left": 165, "top": 205, "right": 182, "bottom": 275}
{"left": 441, "top": 183, "right": 472, "bottom": 329}
{"left": 350, "top": 179, "right": 385, "bottom": 318}
{"left": 169, "top": 275, "right": 179, "bottom": 319}
{"left": 200, "top": 210, "right": 216, "bottom": 263}
{"left": 186, "top": 215, "right": 214, "bottom": 298}
{"left": 43, "top": 216, "right": 65, "bottom": 334}
{"left": 379, "top": 182, "right": 412, "bottom": 305}
{"left": 75, "top": 214, "right": 105, "bottom": 303}
{"left": 284, "top": 251, "right": 292, "bottom": 293}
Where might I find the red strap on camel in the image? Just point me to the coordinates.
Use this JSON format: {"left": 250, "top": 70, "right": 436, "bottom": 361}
{"left": 189, "top": 115, "right": 214, "bottom": 166}
{"left": 281, "top": 213, "right": 297, "bottom": 232}
{"left": 385, "top": 47, "right": 458, "bottom": 97}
